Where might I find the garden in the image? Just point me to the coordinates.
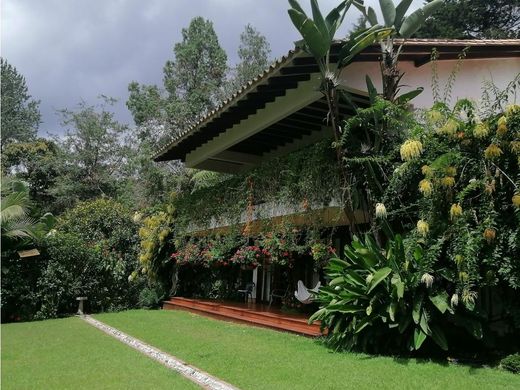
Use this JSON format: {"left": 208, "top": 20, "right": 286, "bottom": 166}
{"left": 2, "top": 0, "right": 520, "bottom": 388}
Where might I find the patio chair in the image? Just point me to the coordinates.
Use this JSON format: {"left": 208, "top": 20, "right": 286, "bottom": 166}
{"left": 237, "top": 282, "right": 255, "bottom": 303}
{"left": 268, "top": 286, "right": 289, "bottom": 308}
{"left": 294, "top": 280, "right": 321, "bottom": 304}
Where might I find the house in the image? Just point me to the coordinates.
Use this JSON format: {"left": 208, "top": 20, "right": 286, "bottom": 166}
{"left": 157, "top": 39, "right": 520, "bottom": 333}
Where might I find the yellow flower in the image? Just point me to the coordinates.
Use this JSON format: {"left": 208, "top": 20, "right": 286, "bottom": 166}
{"left": 417, "top": 220, "right": 429, "bottom": 237}
{"left": 441, "top": 176, "right": 456, "bottom": 188}
{"left": 421, "top": 165, "right": 433, "bottom": 177}
{"left": 418, "top": 179, "right": 433, "bottom": 196}
{"left": 513, "top": 193, "right": 520, "bottom": 207}
{"left": 437, "top": 118, "right": 458, "bottom": 136}
{"left": 485, "top": 180, "right": 496, "bottom": 195}
{"left": 483, "top": 228, "right": 496, "bottom": 243}
{"left": 375, "top": 203, "right": 387, "bottom": 219}
{"left": 459, "top": 271, "right": 469, "bottom": 282}
{"left": 450, "top": 203, "right": 463, "bottom": 220}
{"left": 462, "top": 289, "right": 478, "bottom": 306}
{"left": 473, "top": 122, "right": 489, "bottom": 138}
{"left": 427, "top": 109, "right": 444, "bottom": 124}
{"left": 445, "top": 166, "right": 457, "bottom": 177}
{"left": 506, "top": 104, "right": 520, "bottom": 116}
{"left": 400, "top": 140, "right": 423, "bottom": 161}
{"left": 497, "top": 116, "right": 508, "bottom": 136}
{"left": 454, "top": 255, "right": 464, "bottom": 265}
{"left": 484, "top": 144, "right": 503, "bottom": 159}
{"left": 510, "top": 141, "right": 520, "bottom": 154}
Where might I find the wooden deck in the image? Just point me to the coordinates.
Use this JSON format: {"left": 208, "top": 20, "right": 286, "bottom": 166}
{"left": 163, "top": 297, "right": 323, "bottom": 337}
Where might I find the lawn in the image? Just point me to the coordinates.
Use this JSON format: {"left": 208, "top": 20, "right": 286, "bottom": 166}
{"left": 96, "top": 309, "right": 520, "bottom": 390}
{"left": 1, "top": 317, "right": 198, "bottom": 390}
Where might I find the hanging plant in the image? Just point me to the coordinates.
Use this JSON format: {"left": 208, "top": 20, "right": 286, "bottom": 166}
{"left": 229, "top": 245, "right": 269, "bottom": 269}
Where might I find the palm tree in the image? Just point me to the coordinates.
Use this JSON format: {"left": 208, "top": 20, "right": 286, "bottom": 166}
{"left": 1, "top": 177, "right": 55, "bottom": 252}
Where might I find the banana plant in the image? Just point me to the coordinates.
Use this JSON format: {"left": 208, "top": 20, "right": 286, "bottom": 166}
{"left": 288, "top": 0, "right": 392, "bottom": 232}
{"left": 352, "top": 0, "right": 444, "bottom": 101}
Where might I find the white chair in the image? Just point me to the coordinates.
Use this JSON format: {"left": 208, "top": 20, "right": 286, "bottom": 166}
{"left": 294, "top": 280, "right": 321, "bottom": 304}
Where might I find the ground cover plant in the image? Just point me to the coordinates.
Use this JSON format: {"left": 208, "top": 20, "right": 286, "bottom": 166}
{"left": 95, "top": 309, "right": 520, "bottom": 390}
{"left": 1, "top": 317, "right": 197, "bottom": 389}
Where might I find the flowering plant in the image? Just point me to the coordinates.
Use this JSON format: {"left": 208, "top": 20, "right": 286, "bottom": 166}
{"left": 230, "top": 245, "right": 268, "bottom": 268}
{"left": 171, "top": 242, "right": 204, "bottom": 267}
{"left": 259, "top": 231, "right": 306, "bottom": 266}
{"left": 310, "top": 242, "right": 335, "bottom": 269}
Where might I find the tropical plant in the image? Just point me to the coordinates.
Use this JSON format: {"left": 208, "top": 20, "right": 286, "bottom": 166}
{"left": 310, "top": 234, "right": 483, "bottom": 353}
{"left": 1, "top": 177, "right": 55, "bottom": 252}
{"left": 288, "top": 0, "right": 393, "bottom": 231}
{"left": 352, "top": 0, "right": 444, "bottom": 101}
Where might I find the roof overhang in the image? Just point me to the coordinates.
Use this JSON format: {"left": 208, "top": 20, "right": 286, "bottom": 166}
{"left": 154, "top": 39, "right": 520, "bottom": 172}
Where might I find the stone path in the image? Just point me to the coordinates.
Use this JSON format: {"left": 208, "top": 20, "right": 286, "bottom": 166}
{"left": 81, "top": 315, "right": 240, "bottom": 390}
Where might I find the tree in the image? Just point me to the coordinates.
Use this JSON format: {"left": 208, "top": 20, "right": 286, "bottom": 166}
{"left": 52, "top": 97, "right": 128, "bottom": 209}
{"left": 1, "top": 58, "right": 41, "bottom": 150}
{"left": 225, "top": 24, "right": 272, "bottom": 96}
{"left": 127, "top": 16, "right": 228, "bottom": 140}
{"left": 2, "top": 139, "right": 61, "bottom": 213}
{"left": 416, "top": 0, "right": 520, "bottom": 39}
{"left": 1, "top": 177, "right": 55, "bottom": 253}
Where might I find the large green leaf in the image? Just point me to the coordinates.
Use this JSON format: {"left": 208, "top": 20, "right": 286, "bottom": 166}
{"left": 429, "top": 291, "right": 449, "bottom": 314}
{"left": 288, "top": 9, "right": 329, "bottom": 59}
{"left": 396, "top": 87, "right": 423, "bottom": 104}
{"left": 412, "top": 295, "right": 423, "bottom": 324}
{"left": 344, "top": 269, "right": 366, "bottom": 286}
{"left": 365, "top": 75, "right": 378, "bottom": 105}
{"left": 419, "top": 311, "right": 431, "bottom": 335}
{"left": 310, "top": 0, "right": 330, "bottom": 46}
{"left": 379, "top": 0, "right": 396, "bottom": 27}
{"left": 413, "top": 328, "right": 427, "bottom": 350}
{"left": 325, "top": 1, "right": 351, "bottom": 40}
{"left": 327, "top": 303, "right": 363, "bottom": 313}
{"left": 288, "top": 0, "right": 306, "bottom": 14}
{"left": 430, "top": 324, "right": 448, "bottom": 351}
{"left": 394, "top": 0, "right": 413, "bottom": 29}
{"left": 339, "top": 27, "right": 393, "bottom": 67}
{"left": 367, "top": 7, "right": 379, "bottom": 26}
{"left": 367, "top": 267, "right": 392, "bottom": 293}
{"left": 399, "top": 0, "right": 444, "bottom": 38}
{"left": 354, "top": 316, "right": 372, "bottom": 333}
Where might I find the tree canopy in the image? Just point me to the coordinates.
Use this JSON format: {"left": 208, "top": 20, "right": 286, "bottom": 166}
{"left": 416, "top": 0, "right": 520, "bottom": 39}
{"left": 1, "top": 58, "right": 41, "bottom": 150}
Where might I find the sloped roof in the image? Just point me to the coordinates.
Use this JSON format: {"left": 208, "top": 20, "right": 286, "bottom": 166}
{"left": 154, "top": 39, "right": 520, "bottom": 162}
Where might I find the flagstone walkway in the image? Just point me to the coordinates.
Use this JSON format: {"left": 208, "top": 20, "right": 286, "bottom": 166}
{"left": 81, "top": 315, "right": 239, "bottom": 390}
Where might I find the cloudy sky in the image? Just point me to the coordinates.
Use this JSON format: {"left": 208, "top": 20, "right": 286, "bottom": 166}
{"left": 2, "top": 0, "right": 422, "bottom": 136}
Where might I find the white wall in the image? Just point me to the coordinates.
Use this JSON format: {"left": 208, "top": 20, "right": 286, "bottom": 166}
{"left": 340, "top": 57, "right": 520, "bottom": 108}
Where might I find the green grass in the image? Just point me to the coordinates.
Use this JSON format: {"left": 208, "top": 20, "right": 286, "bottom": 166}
{"left": 96, "top": 310, "right": 520, "bottom": 390}
{"left": 1, "top": 317, "right": 198, "bottom": 390}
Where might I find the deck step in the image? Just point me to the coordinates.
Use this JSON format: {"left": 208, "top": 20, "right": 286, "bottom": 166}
{"left": 163, "top": 298, "right": 322, "bottom": 337}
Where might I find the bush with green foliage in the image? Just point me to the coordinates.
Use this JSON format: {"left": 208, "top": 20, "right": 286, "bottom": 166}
{"left": 2, "top": 198, "right": 143, "bottom": 321}
{"left": 500, "top": 353, "right": 520, "bottom": 374}
{"left": 311, "top": 234, "right": 484, "bottom": 353}
{"left": 313, "top": 101, "right": 520, "bottom": 354}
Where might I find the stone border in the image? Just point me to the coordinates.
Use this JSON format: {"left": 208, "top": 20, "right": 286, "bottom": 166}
{"left": 81, "top": 315, "right": 239, "bottom": 390}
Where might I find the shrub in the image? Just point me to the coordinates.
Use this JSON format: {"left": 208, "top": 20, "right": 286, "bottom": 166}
{"left": 311, "top": 234, "right": 484, "bottom": 353}
{"left": 500, "top": 353, "right": 520, "bottom": 374}
{"left": 3, "top": 198, "right": 144, "bottom": 321}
